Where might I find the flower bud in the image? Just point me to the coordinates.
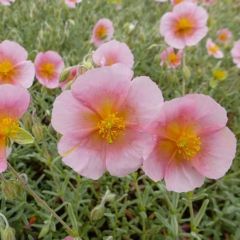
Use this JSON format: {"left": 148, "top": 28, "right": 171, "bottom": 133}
{"left": 90, "top": 204, "right": 105, "bottom": 221}
{"left": 103, "top": 189, "right": 116, "bottom": 203}
{"left": 182, "top": 65, "right": 191, "bottom": 80}
{"left": 21, "top": 112, "right": 33, "bottom": 131}
{"left": 32, "top": 122, "right": 44, "bottom": 142}
{"left": 1, "top": 180, "right": 21, "bottom": 201}
{"left": 0, "top": 227, "right": 16, "bottom": 240}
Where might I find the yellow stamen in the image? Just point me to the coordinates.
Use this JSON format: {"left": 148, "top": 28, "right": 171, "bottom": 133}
{"left": 39, "top": 63, "right": 55, "bottom": 79}
{"left": 209, "top": 44, "right": 219, "bottom": 54}
{"left": 176, "top": 17, "right": 194, "bottom": 36}
{"left": 97, "top": 113, "right": 125, "bottom": 144}
{"left": 0, "top": 60, "right": 15, "bottom": 83}
{"left": 168, "top": 52, "right": 178, "bottom": 65}
{"left": 176, "top": 129, "right": 201, "bottom": 160}
{"left": 218, "top": 33, "right": 227, "bottom": 42}
{"left": 0, "top": 117, "right": 19, "bottom": 137}
{"left": 96, "top": 25, "right": 108, "bottom": 40}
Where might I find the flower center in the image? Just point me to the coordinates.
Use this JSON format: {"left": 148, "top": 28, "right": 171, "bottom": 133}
{"left": 39, "top": 63, "right": 55, "bottom": 79}
{"left": 0, "top": 117, "right": 19, "bottom": 137}
{"left": 209, "top": 44, "right": 219, "bottom": 54}
{"left": 97, "top": 113, "right": 125, "bottom": 144}
{"left": 176, "top": 129, "right": 201, "bottom": 160}
{"left": 174, "top": 0, "right": 184, "bottom": 4}
{"left": 96, "top": 25, "right": 108, "bottom": 40}
{"left": 218, "top": 33, "right": 227, "bottom": 42}
{"left": 168, "top": 52, "right": 178, "bottom": 64}
{"left": 0, "top": 60, "right": 15, "bottom": 83}
{"left": 175, "top": 17, "right": 194, "bottom": 36}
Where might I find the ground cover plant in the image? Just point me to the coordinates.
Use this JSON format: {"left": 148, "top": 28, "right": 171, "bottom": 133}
{"left": 0, "top": 0, "right": 239, "bottom": 239}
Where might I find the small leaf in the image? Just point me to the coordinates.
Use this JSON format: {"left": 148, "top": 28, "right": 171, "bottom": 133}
{"left": 11, "top": 128, "right": 34, "bottom": 145}
{"left": 193, "top": 199, "right": 209, "bottom": 227}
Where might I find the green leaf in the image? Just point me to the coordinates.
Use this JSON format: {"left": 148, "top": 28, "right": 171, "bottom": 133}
{"left": 10, "top": 128, "right": 34, "bottom": 145}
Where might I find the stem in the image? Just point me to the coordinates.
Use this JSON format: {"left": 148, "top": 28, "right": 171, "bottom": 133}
{"left": 187, "top": 192, "right": 195, "bottom": 234}
{"left": 134, "top": 177, "right": 147, "bottom": 240}
{"left": 0, "top": 213, "right": 9, "bottom": 228}
{"left": 8, "top": 163, "right": 74, "bottom": 236}
{"left": 182, "top": 52, "right": 187, "bottom": 95}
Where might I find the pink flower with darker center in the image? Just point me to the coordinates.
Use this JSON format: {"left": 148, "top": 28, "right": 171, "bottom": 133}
{"left": 0, "top": 84, "right": 30, "bottom": 173}
{"left": 64, "top": 0, "right": 81, "bottom": 8}
{"left": 231, "top": 40, "right": 240, "bottom": 68}
{"left": 34, "top": 51, "right": 65, "bottom": 89}
{"left": 0, "top": 40, "right": 35, "bottom": 88}
{"left": 206, "top": 38, "right": 223, "bottom": 59}
{"left": 92, "top": 40, "right": 134, "bottom": 68}
{"left": 160, "top": 2, "right": 208, "bottom": 49}
{"left": 143, "top": 94, "right": 236, "bottom": 192}
{"left": 91, "top": 18, "right": 114, "bottom": 47}
{"left": 51, "top": 64, "right": 164, "bottom": 179}
{"left": 217, "top": 28, "right": 232, "bottom": 44}
{"left": 0, "top": 0, "right": 15, "bottom": 6}
{"left": 160, "top": 47, "right": 183, "bottom": 68}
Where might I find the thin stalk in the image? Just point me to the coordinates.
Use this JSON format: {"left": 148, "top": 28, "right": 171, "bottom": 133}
{"left": 8, "top": 163, "right": 74, "bottom": 236}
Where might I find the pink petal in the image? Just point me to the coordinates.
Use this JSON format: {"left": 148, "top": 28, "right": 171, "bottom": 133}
{"left": 165, "top": 161, "right": 205, "bottom": 192}
{"left": 72, "top": 64, "right": 133, "bottom": 114}
{"left": 51, "top": 91, "right": 97, "bottom": 136}
{"left": 106, "top": 131, "right": 153, "bottom": 177}
{"left": 0, "top": 143, "right": 7, "bottom": 173}
{"left": 123, "top": 76, "right": 164, "bottom": 127}
{"left": 92, "top": 40, "right": 134, "bottom": 68}
{"left": 193, "top": 127, "right": 236, "bottom": 179}
{"left": 156, "top": 94, "right": 228, "bottom": 135}
{"left": 0, "top": 40, "right": 27, "bottom": 64}
{"left": 58, "top": 135, "right": 106, "bottom": 180}
{"left": 12, "top": 61, "right": 35, "bottom": 88}
{"left": 142, "top": 145, "right": 167, "bottom": 181}
{"left": 0, "top": 84, "right": 30, "bottom": 119}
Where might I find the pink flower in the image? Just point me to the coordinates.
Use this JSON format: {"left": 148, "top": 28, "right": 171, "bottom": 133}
{"left": 160, "top": 47, "right": 183, "bottom": 68}
{"left": 231, "top": 40, "right": 240, "bottom": 68}
{"left": 0, "top": 0, "right": 15, "bottom": 6}
{"left": 52, "top": 64, "right": 163, "bottom": 179}
{"left": 206, "top": 38, "right": 223, "bottom": 59}
{"left": 34, "top": 51, "right": 65, "bottom": 89}
{"left": 171, "top": 0, "right": 196, "bottom": 6}
{"left": 143, "top": 94, "right": 236, "bottom": 192}
{"left": 0, "top": 40, "right": 35, "bottom": 88}
{"left": 160, "top": 2, "right": 208, "bottom": 49}
{"left": 217, "top": 28, "right": 232, "bottom": 44}
{"left": 91, "top": 18, "right": 114, "bottom": 47}
{"left": 92, "top": 40, "right": 134, "bottom": 68}
{"left": 64, "top": 0, "right": 81, "bottom": 8}
{"left": 63, "top": 237, "right": 74, "bottom": 240}
{"left": 0, "top": 84, "right": 30, "bottom": 173}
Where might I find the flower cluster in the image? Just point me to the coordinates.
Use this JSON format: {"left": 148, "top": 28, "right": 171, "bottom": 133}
{"left": 0, "top": 1, "right": 237, "bottom": 196}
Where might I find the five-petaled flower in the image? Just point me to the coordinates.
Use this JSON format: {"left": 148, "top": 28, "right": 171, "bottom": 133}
{"left": 52, "top": 64, "right": 164, "bottom": 179}
{"left": 93, "top": 40, "right": 134, "bottom": 68}
{"left": 0, "top": 84, "right": 32, "bottom": 172}
{"left": 160, "top": 2, "right": 208, "bottom": 49}
{"left": 91, "top": 18, "right": 114, "bottom": 47}
{"left": 34, "top": 51, "right": 65, "bottom": 89}
{"left": 0, "top": 40, "right": 35, "bottom": 88}
{"left": 143, "top": 94, "right": 236, "bottom": 192}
